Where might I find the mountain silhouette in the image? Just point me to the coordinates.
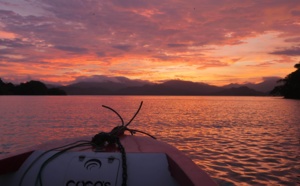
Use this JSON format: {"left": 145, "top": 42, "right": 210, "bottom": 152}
{"left": 161, "top": 80, "right": 223, "bottom": 94}
{"left": 60, "top": 79, "right": 268, "bottom": 96}
{"left": 221, "top": 77, "right": 281, "bottom": 93}
{"left": 2, "top": 76, "right": 277, "bottom": 96}
{"left": 216, "top": 86, "right": 266, "bottom": 96}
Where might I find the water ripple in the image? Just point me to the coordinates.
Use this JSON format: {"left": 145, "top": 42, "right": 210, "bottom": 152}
{"left": 0, "top": 96, "right": 299, "bottom": 185}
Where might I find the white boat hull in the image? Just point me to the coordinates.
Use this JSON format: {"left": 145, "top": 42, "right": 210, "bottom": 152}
{"left": 0, "top": 135, "right": 217, "bottom": 186}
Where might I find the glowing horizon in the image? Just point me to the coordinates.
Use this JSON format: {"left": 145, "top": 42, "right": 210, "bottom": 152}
{"left": 0, "top": 0, "right": 299, "bottom": 86}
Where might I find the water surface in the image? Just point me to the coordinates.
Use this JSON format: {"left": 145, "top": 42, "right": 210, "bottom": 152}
{"left": 0, "top": 96, "right": 299, "bottom": 185}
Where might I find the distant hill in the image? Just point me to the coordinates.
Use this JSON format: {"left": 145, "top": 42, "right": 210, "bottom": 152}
{"left": 62, "top": 80, "right": 152, "bottom": 95}
{"left": 216, "top": 86, "right": 266, "bottom": 96}
{"left": 2, "top": 75, "right": 278, "bottom": 96}
{"left": 117, "top": 80, "right": 224, "bottom": 95}
{"left": 222, "top": 77, "right": 281, "bottom": 93}
{"left": 161, "top": 80, "right": 224, "bottom": 94}
{"left": 61, "top": 75, "right": 152, "bottom": 95}
{"left": 60, "top": 79, "right": 268, "bottom": 96}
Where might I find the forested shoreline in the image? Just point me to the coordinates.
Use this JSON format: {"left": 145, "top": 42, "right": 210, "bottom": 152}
{"left": 0, "top": 79, "right": 66, "bottom": 95}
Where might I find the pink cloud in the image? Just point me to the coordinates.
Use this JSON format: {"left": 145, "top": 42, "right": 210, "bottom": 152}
{"left": 0, "top": 0, "right": 299, "bottom": 84}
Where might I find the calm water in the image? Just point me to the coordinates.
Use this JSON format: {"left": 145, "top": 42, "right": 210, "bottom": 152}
{"left": 0, "top": 96, "right": 299, "bottom": 185}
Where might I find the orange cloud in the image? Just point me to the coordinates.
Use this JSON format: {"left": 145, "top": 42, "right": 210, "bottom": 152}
{"left": 0, "top": 0, "right": 299, "bottom": 85}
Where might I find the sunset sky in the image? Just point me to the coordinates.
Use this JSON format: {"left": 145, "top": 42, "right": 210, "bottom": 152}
{"left": 0, "top": 0, "right": 300, "bottom": 86}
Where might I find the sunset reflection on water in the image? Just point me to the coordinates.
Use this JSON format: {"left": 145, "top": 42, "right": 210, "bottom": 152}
{"left": 0, "top": 96, "right": 299, "bottom": 185}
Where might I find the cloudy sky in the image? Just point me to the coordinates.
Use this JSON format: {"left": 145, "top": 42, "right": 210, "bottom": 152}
{"left": 0, "top": 0, "right": 299, "bottom": 85}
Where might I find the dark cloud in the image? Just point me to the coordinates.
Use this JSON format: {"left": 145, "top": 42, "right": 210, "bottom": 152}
{"left": 270, "top": 47, "right": 300, "bottom": 56}
{"left": 0, "top": 48, "right": 12, "bottom": 55}
{"left": 0, "top": 38, "right": 34, "bottom": 48}
{"left": 0, "top": 62, "right": 10, "bottom": 67}
{"left": 112, "top": 45, "right": 132, "bottom": 51}
{"left": 110, "top": 0, "right": 152, "bottom": 9}
{"left": 54, "top": 46, "right": 88, "bottom": 53}
{"left": 96, "top": 51, "right": 106, "bottom": 57}
{"left": 291, "top": 10, "right": 300, "bottom": 16}
{"left": 167, "top": 44, "right": 188, "bottom": 48}
{"left": 0, "top": 9, "right": 17, "bottom": 17}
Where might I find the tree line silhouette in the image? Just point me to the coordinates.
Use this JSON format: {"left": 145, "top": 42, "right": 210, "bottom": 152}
{"left": 1, "top": 62, "right": 299, "bottom": 98}
{"left": 271, "top": 62, "right": 300, "bottom": 99}
{"left": 0, "top": 79, "right": 66, "bottom": 95}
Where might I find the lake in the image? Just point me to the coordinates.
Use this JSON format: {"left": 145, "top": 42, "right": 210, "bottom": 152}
{"left": 0, "top": 96, "right": 299, "bottom": 185}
